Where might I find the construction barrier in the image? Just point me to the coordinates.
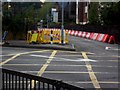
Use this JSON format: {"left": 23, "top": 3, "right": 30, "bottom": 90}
{"left": 27, "top": 28, "right": 69, "bottom": 44}
{"left": 27, "top": 31, "right": 32, "bottom": 43}
{"left": 68, "top": 30, "right": 116, "bottom": 44}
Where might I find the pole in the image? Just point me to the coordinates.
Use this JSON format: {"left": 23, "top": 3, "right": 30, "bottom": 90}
{"left": 76, "top": 0, "right": 79, "bottom": 24}
{"left": 47, "top": 14, "right": 49, "bottom": 28}
{"left": 61, "top": 2, "right": 64, "bottom": 44}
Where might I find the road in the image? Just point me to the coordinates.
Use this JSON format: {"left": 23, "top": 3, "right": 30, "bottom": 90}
{"left": 1, "top": 36, "right": 119, "bottom": 90}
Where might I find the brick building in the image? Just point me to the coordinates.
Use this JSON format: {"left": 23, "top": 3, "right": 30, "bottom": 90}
{"left": 56, "top": 2, "right": 89, "bottom": 25}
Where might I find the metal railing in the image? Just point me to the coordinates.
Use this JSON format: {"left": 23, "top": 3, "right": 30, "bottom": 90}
{"left": 2, "top": 68, "right": 85, "bottom": 90}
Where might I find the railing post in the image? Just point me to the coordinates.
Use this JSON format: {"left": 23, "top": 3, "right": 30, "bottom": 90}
{"left": 2, "top": 72, "right": 5, "bottom": 90}
{"left": 2, "top": 69, "right": 85, "bottom": 90}
{"left": 55, "top": 81, "right": 62, "bottom": 90}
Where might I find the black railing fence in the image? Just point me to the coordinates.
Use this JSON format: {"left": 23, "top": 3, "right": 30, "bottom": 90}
{"left": 2, "top": 68, "right": 85, "bottom": 90}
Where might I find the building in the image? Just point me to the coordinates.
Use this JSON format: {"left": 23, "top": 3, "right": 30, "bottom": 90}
{"left": 56, "top": 2, "right": 89, "bottom": 25}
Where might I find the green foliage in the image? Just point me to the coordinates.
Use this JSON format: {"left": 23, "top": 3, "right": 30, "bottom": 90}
{"left": 88, "top": 2, "right": 99, "bottom": 25}
{"left": 2, "top": 2, "right": 55, "bottom": 39}
{"left": 37, "top": 3, "right": 54, "bottom": 20}
{"left": 101, "top": 2, "right": 120, "bottom": 25}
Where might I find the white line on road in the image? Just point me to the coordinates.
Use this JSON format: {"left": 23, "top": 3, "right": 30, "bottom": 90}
{"left": 30, "top": 54, "right": 97, "bottom": 62}
{"left": 3, "top": 64, "right": 118, "bottom": 68}
{"left": 66, "top": 81, "right": 120, "bottom": 84}
{"left": 4, "top": 81, "right": 120, "bottom": 84}
{"left": 0, "top": 50, "right": 50, "bottom": 66}
{"left": 105, "top": 47, "right": 120, "bottom": 51}
{"left": 19, "top": 71, "right": 118, "bottom": 74}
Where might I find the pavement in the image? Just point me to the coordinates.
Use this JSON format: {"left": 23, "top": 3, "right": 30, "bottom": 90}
{"left": 2, "top": 40, "right": 76, "bottom": 51}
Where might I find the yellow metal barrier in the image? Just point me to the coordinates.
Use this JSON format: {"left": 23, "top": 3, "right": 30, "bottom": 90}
{"left": 42, "top": 29, "right": 51, "bottom": 43}
{"left": 27, "top": 31, "right": 32, "bottom": 43}
{"left": 65, "top": 30, "right": 69, "bottom": 44}
{"left": 27, "top": 29, "right": 69, "bottom": 44}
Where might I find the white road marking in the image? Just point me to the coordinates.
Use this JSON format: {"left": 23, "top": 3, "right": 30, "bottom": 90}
{"left": 66, "top": 81, "right": 120, "bottom": 84}
{"left": 30, "top": 54, "right": 97, "bottom": 62}
{"left": 57, "top": 50, "right": 95, "bottom": 55}
{"left": 20, "top": 71, "right": 118, "bottom": 74}
{"left": 3, "top": 64, "right": 117, "bottom": 68}
{"left": 105, "top": 47, "right": 120, "bottom": 51}
{"left": 4, "top": 81, "right": 120, "bottom": 84}
{"left": 0, "top": 50, "right": 50, "bottom": 66}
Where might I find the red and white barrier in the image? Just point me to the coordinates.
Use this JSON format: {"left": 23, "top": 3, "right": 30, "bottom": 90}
{"left": 92, "top": 33, "right": 98, "bottom": 40}
{"left": 78, "top": 31, "right": 82, "bottom": 37}
{"left": 74, "top": 31, "right": 78, "bottom": 36}
{"left": 81, "top": 32, "right": 86, "bottom": 38}
{"left": 68, "top": 30, "right": 116, "bottom": 44}
{"left": 86, "top": 32, "right": 91, "bottom": 38}
{"left": 71, "top": 30, "right": 75, "bottom": 36}
{"left": 108, "top": 36, "right": 116, "bottom": 44}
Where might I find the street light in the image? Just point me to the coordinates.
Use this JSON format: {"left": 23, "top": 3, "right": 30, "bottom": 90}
{"left": 58, "top": 2, "right": 67, "bottom": 44}
{"left": 61, "top": 2, "right": 64, "bottom": 44}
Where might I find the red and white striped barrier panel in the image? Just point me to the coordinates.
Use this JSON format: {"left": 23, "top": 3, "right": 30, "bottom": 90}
{"left": 78, "top": 31, "right": 82, "bottom": 37}
{"left": 68, "top": 30, "right": 116, "bottom": 44}
{"left": 86, "top": 32, "right": 91, "bottom": 39}
{"left": 74, "top": 31, "right": 79, "bottom": 36}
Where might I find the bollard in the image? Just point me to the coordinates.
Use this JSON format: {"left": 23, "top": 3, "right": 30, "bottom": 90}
{"left": 50, "top": 30, "right": 53, "bottom": 44}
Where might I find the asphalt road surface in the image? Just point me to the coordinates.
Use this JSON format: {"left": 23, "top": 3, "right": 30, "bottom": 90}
{"left": 1, "top": 36, "right": 120, "bottom": 90}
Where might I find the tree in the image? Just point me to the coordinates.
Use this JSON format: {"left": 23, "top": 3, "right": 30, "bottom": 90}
{"left": 88, "top": 2, "right": 99, "bottom": 25}
{"left": 100, "top": 2, "right": 120, "bottom": 25}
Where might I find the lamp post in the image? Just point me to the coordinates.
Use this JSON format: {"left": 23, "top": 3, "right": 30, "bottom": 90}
{"left": 61, "top": 2, "right": 64, "bottom": 44}
{"left": 58, "top": 2, "right": 67, "bottom": 44}
{"left": 76, "top": 0, "right": 79, "bottom": 24}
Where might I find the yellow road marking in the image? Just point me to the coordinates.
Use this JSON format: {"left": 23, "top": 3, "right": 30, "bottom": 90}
{"left": 0, "top": 54, "right": 20, "bottom": 66}
{"left": 37, "top": 50, "right": 57, "bottom": 76}
{"left": 82, "top": 52, "right": 101, "bottom": 90}
{"left": 31, "top": 50, "right": 57, "bottom": 88}
{"left": 0, "top": 50, "right": 50, "bottom": 66}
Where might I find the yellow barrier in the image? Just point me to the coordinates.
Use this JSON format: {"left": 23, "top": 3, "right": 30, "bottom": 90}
{"left": 42, "top": 29, "right": 51, "bottom": 43}
{"left": 65, "top": 30, "right": 69, "bottom": 43}
{"left": 27, "top": 31, "right": 32, "bottom": 43}
{"left": 27, "top": 29, "right": 69, "bottom": 44}
{"left": 30, "top": 32, "right": 38, "bottom": 43}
